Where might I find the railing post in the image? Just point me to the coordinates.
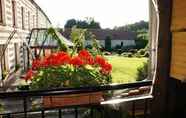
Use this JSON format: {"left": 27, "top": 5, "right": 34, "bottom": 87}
{"left": 132, "top": 101, "right": 136, "bottom": 118}
{"left": 144, "top": 99, "right": 148, "bottom": 118}
{"left": 5, "top": 113, "right": 11, "bottom": 118}
{"left": 75, "top": 107, "right": 78, "bottom": 118}
{"left": 23, "top": 97, "right": 27, "bottom": 118}
{"left": 90, "top": 107, "right": 93, "bottom": 118}
{"left": 58, "top": 109, "right": 62, "bottom": 118}
{"left": 41, "top": 110, "right": 45, "bottom": 118}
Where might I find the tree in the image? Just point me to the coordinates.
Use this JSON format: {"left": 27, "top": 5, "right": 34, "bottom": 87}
{"left": 105, "top": 36, "right": 112, "bottom": 51}
{"left": 64, "top": 19, "right": 77, "bottom": 28}
{"left": 64, "top": 18, "right": 101, "bottom": 29}
{"left": 135, "top": 29, "right": 149, "bottom": 49}
{"left": 114, "top": 20, "right": 148, "bottom": 32}
{"left": 89, "top": 20, "right": 101, "bottom": 29}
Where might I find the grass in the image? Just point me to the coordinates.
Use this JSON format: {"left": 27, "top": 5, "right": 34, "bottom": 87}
{"left": 106, "top": 56, "right": 148, "bottom": 84}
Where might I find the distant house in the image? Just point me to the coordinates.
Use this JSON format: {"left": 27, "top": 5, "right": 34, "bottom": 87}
{"left": 62, "top": 29, "right": 136, "bottom": 48}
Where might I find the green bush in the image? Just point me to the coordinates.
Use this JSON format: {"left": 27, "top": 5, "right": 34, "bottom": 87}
{"left": 121, "top": 52, "right": 133, "bottom": 57}
{"left": 105, "top": 36, "right": 112, "bottom": 51}
{"left": 114, "top": 45, "right": 121, "bottom": 50}
{"left": 103, "top": 51, "right": 112, "bottom": 55}
{"left": 0, "top": 103, "right": 4, "bottom": 112}
{"left": 136, "top": 62, "right": 148, "bottom": 81}
{"left": 135, "top": 39, "right": 148, "bottom": 49}
{"left": 85, "top": 45, "right": 93, "bottom": 49}
{"left": 137, "top": 49, "right": 146, "bottom": 55}
{"left": 143, "top": 51, "right": 149, "bottom": 57}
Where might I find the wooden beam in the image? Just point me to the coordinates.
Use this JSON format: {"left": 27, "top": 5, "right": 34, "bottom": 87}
{"left": 150, "top": 0, "right": 173, "bottom": 118}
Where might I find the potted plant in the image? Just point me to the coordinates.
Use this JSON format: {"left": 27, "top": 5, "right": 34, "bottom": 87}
{"left": 23, "top": 49, "right": 112, "bottom": 108}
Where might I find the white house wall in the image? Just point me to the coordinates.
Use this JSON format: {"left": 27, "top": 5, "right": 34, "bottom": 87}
{"left": 85, "top": 40, "right": 135, "bottom": 48}
{"left": 111, "top": 40, "right": 135, "bottom": 48}
{"left": 85, "top": 40, "right": 105, "bottom": 47}
{"left": 0, "top": 0, "right": 51, "bottom": 77}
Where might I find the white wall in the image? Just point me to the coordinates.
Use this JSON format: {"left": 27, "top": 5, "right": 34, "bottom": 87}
{"left": 85, "top": 40, "right": 105, "bottom": 47}
{"left": 85, "top": 40, "right": 135, "bottom": 48}
{"left": 111, "top": 40, "right": 135, "bottom": 48}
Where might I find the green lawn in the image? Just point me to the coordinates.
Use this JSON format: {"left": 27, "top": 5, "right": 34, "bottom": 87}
{"left": 106, "top": 56, "right": 148, "bottom": 84}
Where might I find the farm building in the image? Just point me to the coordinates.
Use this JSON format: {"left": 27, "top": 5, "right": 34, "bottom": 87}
{"left": 62, "top": 28, "right": 136, "bottom": 48}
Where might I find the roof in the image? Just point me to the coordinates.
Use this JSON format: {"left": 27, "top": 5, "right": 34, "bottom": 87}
{"left": 29, "top": 0, "right": 52, "bottom": 24}
{"left": 62, "top": 28, "right": 137, "bottom": 40}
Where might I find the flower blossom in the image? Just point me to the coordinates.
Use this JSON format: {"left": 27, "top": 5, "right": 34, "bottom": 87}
{"left": 101, "top": 62, "right": 112, "bottom": 74}
{"left": 78, "top": 50, "right": 94, "bottom": 65}
{"left": 24, "top": 69, "right": 34, "bottom": 81}
{"left": 70, "top": 56, "right": 84, "bottom": 67}
{"left": 95, "top": 55, "right": 106, "bottom": 67}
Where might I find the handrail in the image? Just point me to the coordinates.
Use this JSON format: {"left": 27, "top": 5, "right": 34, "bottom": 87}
{"left": 0, "top": 80, "right": 152, "bottom": 98}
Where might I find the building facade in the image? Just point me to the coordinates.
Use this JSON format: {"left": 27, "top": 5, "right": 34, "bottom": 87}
{"left": 0, "top": 0, "right": 51, "bottom": 80}
{"left": 62, "top": 28, "right": 136, "bottom": 48}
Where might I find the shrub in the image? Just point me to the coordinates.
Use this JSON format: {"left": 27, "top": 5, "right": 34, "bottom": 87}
{"left": 136, "top": 62, "right": 148, "bottom": 81}
{"left": 135, "top": 39, "right": 148, "bottom": 49}
{"left": 105, "top": 36, "right": 112, "bottom": 51}
{"left": 103, "top": 51, "right": 112, "bottom": 55}
{"left": 143, "top": 51, "right": 149, "bottom": 57}
{"left": 0, "top": 103, "right": 3, "bottom": 113}
{"left": 114, "top": 45, "right": 121, "bottom": 50}
{"left": 137, "top": 49, "right": 146, "bottom": 55}
{"left": 85, "top": 45, "right": 93, "bottom": 49}
{"left": 121, "top": 52, "right": 133, "bottom": 57}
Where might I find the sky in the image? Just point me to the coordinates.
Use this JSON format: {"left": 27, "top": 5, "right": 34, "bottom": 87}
{"left": 35, "top": 0, "right": 149, "bottom": 29}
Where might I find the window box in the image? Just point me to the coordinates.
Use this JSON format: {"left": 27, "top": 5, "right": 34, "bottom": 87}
{"left": 43, "top": 92, "right": 103, "bottom": 108}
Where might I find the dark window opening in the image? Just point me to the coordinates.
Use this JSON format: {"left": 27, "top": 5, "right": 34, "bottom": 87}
{"left": 0, "top": 0, "right": 3, "bottom": 24}
{"left": 12, "top": 0, "right": 16, "bottom": 27}
{"left": 21, "top": 7, "right": 25, "bottom": 29}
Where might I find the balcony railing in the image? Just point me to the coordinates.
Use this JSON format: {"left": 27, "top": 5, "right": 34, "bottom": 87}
{"left": 0, "top": 80, "right": 153, "bottom": 118}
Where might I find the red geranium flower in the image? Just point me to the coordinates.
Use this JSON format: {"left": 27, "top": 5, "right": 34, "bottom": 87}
{"left": 78, "top": 49, "right": 91, "bottom": 59}
{"left": 32, "top": 59, "right": 42, "bottom": 70}
{"left": 101, "top": 62, "right": 112, "bottom": 74}
{"left": 95, "top": 55, "right": 106, "bottom": 67}
{"left": 78, "top": 50, "right": 95, "bottom": 65}
{"left": 24, "top": 69, "right": 34, "bottom": 81}
{"left": 70, "top": 56, "right": 84, "bottom": 67}
{"left": 57, "top": 52, "right": 71, "bottom": 65}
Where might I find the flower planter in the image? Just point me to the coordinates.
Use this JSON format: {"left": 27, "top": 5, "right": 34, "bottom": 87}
{"left": 43, "top": 92, "right": 103, "bottom": 108}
